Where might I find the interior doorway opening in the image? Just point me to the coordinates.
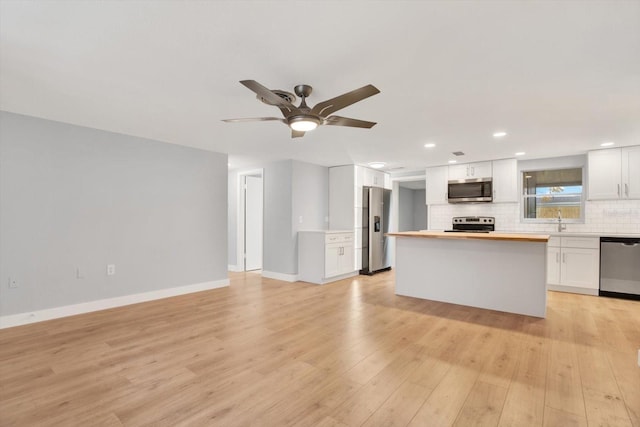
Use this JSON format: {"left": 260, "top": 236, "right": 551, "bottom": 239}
{"left": 397, "top": 180, "right": 427, "bottom": 232}
{"left": 238, "top": 170, "right": 263, "bottom": 272}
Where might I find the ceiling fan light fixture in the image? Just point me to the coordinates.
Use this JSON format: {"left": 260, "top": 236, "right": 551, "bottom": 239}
{"left": 289, "top": 116, "right": 320, "bottom": 132}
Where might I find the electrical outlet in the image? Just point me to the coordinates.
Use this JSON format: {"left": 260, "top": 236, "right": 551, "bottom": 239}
{"left": 8, "top": 276, "right": 18, "bottom": 288}
{"left": 106, "top": 264, "right": 116, "bottom": 276}
{"left": 299, "top": 216, "right": 303, "bottom": 224}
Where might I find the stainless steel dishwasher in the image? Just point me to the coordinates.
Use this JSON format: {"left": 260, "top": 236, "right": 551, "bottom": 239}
{"left": 600, "top": 237, "right": 640, "bottom": 300}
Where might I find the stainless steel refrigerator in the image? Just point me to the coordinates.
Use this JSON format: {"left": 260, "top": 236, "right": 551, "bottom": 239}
{"left": 361, "top": 186, "right": 392, "bottom": 275}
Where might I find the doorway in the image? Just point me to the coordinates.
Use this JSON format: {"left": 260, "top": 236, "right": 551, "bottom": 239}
{"left": 238, "top": 170, "right": 263, "bottom": 272}
{"left": 397, "top": 180, "right": 427, "bottom": 231}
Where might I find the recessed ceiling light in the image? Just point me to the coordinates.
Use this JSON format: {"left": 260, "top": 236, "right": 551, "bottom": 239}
{"left": 525, "top": 175, "right": 532, "bottom": 179}
{"left": 493, "top": 131, "right": 507, "bottom": 138}
{"left": 424, "top": 143, "right": 436, "bottom": 148}
{"left": 448, "top": 160, "right": 457, "bottom": 164}
{"left": 368, "top": 162, "right": 385, "bottom": 169}
{"left": 600, "top": 141, "right": 615, "bottom": 147}
{"left": 515, "top": 152, "right": 525, "bottom": 156}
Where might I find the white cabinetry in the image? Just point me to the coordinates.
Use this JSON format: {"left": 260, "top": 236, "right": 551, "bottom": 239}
{"left": 547, "top": 236, "right": 599, "bottom": 295}
{"left": 588, "top": 146, "right": 640, "bottom": 200}
{"left": 425, "top": 166, "right": 448, "bottom": 205}
{"left": 448, "top": 161, "right": 492, "bottom": 180}
{"left": 491, "top": 158, "right": 518, "bottom": 203}
{"left": 363, "top": 168, "right": 386, "bottom": 188}
{"left": 298, "top": 231, "right": 356, "bottom": 285}
{"left": 329, "top": 165, "right": 389, "bottom": 270}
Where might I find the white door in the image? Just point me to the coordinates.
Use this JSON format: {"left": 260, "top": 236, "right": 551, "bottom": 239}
{"left": 244, "top": 175, "right": 263, "bottom": 271}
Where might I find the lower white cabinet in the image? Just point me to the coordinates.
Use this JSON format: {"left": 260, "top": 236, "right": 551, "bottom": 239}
{"left": 298, "top": 231, "right": 357, "bottom": 285}
{"left": 547, "top": 236, "right": 599, "bottom": 295}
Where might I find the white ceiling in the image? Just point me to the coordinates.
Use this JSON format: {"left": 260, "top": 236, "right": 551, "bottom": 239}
{"left": 1, "top": 1, "right": 639, "bottom": 172}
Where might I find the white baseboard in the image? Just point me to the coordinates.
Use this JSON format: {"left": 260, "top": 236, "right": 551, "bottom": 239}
{"left": 261, "top": 270, "right": 299, "bottom": 282}
{"left": 0, "top": 278, "right": 230, "bottom": 329}
{"left": 547, "top": 284, "right": 599, "bottom": 296}
{"left": 228, "top": 264, "right": 243, "bottom": 272}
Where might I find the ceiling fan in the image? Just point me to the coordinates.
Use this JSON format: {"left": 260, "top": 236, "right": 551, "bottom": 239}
{"left": 223, "top": 80, "right": 380, "bottom": 138}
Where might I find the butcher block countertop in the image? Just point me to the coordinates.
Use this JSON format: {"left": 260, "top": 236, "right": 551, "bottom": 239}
{"left": 387, "top": 231, "right": 550, "bottom": 243}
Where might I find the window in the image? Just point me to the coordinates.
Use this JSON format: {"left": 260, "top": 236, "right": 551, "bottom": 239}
{"left": 522, "top": 168, "right": 584, "bottom": 222}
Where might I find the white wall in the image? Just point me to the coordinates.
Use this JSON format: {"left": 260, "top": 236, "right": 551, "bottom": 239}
{"left": 0, "top": 112, "right": 228, "bottom": 318}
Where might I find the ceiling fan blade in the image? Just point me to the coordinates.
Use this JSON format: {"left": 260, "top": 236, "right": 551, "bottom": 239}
{"left": 311, "top": 84, "right": 380, "bottom": 117}
{"left": 291, "top": 130, "right": 306, "bottom": 138}
{"left": 222, "top": 117, "right": 286, "bottom": 123}
{"left": 239, "top": 80, "right": 300, "bottom": 116}
{"left": 323, "top": 116, "right": 377, "bottom": 128}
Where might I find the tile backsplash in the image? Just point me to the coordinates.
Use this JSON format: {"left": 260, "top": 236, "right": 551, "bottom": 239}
{"left": 429, "top": 199, "right": 640, "bottom": 234}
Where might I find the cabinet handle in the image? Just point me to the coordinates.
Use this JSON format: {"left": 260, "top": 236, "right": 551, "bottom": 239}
{"left": 556, "top": 253, "right": 559, "bottom": 263}
{"left": 562, "top": 253, "right": 566, "bottom": 263}
{"left": 625, "top": 183, "right": 629, "bottom": 197}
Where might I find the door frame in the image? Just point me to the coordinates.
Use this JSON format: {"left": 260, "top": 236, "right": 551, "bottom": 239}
{"left": 237, "top": 169, "right": 264, "bottom": 272}
{"left": 388, "top": 174, "right": 426, "bottom": 267}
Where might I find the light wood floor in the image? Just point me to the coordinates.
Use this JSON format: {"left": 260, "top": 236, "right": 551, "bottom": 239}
{"left": 1, "top": 271, "right": 639, "bottom": 427}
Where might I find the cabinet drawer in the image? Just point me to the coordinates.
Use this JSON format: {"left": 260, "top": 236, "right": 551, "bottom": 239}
{"left": 325, "top": 233, "right": 353, "bottom": 244}
{"left": 560, "top": 237, "right": 599, "bottom": 249}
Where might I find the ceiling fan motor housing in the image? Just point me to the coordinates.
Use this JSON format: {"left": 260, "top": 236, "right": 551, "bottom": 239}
{"left": 294, "top": 84, "right": 313, "bottom": 98}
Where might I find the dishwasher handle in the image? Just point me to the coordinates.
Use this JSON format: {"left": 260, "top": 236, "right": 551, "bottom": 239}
{"left": 601, "top": 236, "right": 640, "bottom": 245}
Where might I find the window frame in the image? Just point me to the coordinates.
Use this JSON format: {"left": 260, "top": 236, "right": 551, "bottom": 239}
{"left": 519, "top": 159, "right": 586, "bottom": 225}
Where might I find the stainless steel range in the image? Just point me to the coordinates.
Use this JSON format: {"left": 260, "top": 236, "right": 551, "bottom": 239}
{"left": 444, "top": 216, "right": 495, "bottom": 233}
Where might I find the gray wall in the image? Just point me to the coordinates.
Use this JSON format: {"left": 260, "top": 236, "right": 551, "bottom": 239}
{"left": 0, "top": 112, "right": 228, "bottom": 316}
{"left": 398, "top": 187, "right": 427, "bottom": 231}
{"left": 263, "top": 160, "right": 294, "bottom": 274}
{"left": 292, "top": 161, "right": 329, "bottom": 270}
{"left": 412, "top": 190, "right": 427, "bottom": 230}
{"left": 228, "top": 159, "right": 328, "bottom": 275}
{"left": 398, "top": 187, "right": 415, "bottom": 232}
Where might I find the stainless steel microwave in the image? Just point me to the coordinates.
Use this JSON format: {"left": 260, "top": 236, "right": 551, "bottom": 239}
{"left": 447, "top": 178, "right": 493, "bottom": 203}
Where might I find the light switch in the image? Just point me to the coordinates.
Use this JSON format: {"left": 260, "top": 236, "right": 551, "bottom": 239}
{"left": 107, "top": 264, "right": 116, "bottom": 276}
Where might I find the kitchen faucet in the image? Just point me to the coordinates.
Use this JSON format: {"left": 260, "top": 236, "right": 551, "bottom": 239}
{"left": 557, "top": 210, "right": 566, "bottom": 232}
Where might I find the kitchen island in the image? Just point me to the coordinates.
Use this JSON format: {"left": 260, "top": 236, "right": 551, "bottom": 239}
{"left": 387, "top": 231, "right": 550, "bottom": 317}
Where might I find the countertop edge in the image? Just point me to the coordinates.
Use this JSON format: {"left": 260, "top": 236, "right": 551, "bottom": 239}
{"left": 386, "top": 231, "right": 550, "bottom": 243}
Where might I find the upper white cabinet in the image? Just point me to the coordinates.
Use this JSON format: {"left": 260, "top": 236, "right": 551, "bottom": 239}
{"left": 588, "top": 146, "right": 640, "bottom": 200}
{"left": 623, "top": 146, "right": 640, "bottom": 199}
{"left": 362, "top": 168, "right": 387, "bottom": 188}
{"left": 491, "top": 159, "right": 518, "bottom": 203}
{"left": 448, "top": 161, "right": 492, "bottom": 180}
{"left": 425, "top": 166, "right": 449, "bottom": 205}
